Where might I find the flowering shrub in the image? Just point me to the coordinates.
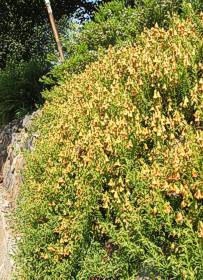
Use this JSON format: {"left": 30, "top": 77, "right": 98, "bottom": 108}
{"left": 15, "top": 13, "right": 203, "bottom": 279}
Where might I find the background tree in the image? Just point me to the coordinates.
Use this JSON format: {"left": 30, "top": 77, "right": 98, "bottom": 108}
{"left": 0, "top": 0, "right": 108, "bottom": 68}
{"left": 0, "top": 0, "right": 112, "bottom": 126}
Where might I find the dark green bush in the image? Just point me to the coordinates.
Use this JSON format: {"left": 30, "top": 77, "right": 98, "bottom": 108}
{"left": 0, "top": 60, "right": 48, "bottom": 126}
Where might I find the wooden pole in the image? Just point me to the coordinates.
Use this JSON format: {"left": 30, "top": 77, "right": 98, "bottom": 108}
{"left": 45, "top": 0, "right": 65, "bottom": 62}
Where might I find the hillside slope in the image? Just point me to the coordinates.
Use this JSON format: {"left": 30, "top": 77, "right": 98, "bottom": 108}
{"left": 15, "top": 14, "right": 203, "bottom": 279}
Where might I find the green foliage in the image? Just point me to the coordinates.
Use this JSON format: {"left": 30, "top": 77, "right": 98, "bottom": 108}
{"left": 44, "top": 0, "right": 203, "bottom": 85}
{"left": 15, "top": 13, "right": 203, "bottom": 279}
{"left": 0, "top": 0, "right": 104, "bottom": 68}
{"left": 0, "top": 60, "right": 48, "bottom": 126}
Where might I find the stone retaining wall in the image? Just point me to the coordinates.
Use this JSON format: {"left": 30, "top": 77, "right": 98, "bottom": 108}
{"left": 0, "top": 111, "right": 39, "bottom": 279}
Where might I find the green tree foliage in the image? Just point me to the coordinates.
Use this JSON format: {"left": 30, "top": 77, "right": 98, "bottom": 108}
{"left": 0, "top": 0, "right": 106, "bottom": 68}
{"left": 44, "top": 0, "right": 203, "bottom": 85}
{"left": 0, "top": 1, "right": 111, "bottom": 125}
{"left": 15, "top": 9, "right": 203, "bottom": 279}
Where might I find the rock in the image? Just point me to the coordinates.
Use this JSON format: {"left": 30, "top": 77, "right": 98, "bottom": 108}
{"left": 0, "top": 120, "right": 22, "bottom": 177}
{"left": 0, "top": 110, "right": 40, "bottom": 279}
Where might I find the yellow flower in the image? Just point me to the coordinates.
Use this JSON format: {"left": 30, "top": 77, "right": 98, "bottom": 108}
{"left": 175, "top": 212, "right": 184, "bottom": 224}
{"left": 151, "top": 207, "right": 158, "bottom": 216}
{"left": 198, "top": 222, "right": 203, "bottom": 238}
{"left": 194, "top": 190, "right": 203, "bottom": 200}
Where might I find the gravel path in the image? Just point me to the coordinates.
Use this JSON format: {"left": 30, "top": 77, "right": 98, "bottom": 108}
{"left": 0, "top": 183, "right": 13, "bottom": 280}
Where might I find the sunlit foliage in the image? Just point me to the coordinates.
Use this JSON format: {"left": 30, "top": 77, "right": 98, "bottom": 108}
{"left": 44, "top": 0, "right": 203, "bottom": 85}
